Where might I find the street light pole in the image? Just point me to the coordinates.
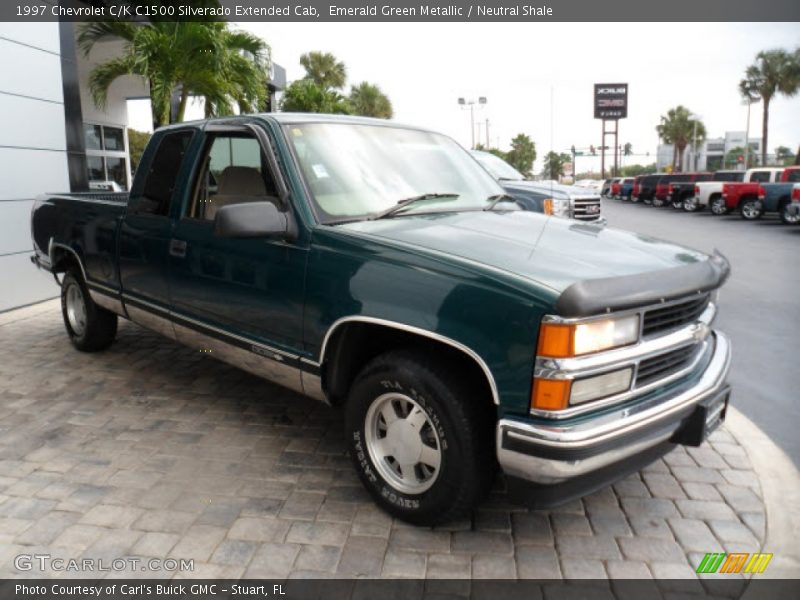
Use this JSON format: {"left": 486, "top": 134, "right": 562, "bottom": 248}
{"left": 689, "top": 113, "right": 701, "bottom": 172}
{"left": 458, "top": 97, "right": 487, "bottom": 150}
{"left": 744, "top": 100, "right": 752, "bottom": 169}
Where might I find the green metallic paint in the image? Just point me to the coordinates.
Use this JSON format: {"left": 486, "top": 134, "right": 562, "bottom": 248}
{"left": 33, "top": 113, "right": 719, "bottom": 421}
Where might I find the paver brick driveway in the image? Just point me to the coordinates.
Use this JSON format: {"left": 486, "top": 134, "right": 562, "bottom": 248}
{"left": 0, "top": 303, "right": 766, "bottom": 585}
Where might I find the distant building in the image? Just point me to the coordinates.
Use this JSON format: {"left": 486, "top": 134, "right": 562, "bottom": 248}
{"left": 657, "top": 131, "right": 762, "bottom": 172}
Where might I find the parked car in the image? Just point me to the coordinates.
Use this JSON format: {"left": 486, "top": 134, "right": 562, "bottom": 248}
{"left": 600, "top": 178, "right": 614, "bottom": 198}
{"left": 633, "top": 173, "right": 668, "bottom": 204}
{"left": 754, "top": 166, "right": 800, "bottom": 223}
{"left": 720, "top": 168, "right": 786, "bottom": 219}
{"left": 617, "top": 177, "right": 635, "bottom": 200}
{"left": 683, "top": 170, "right": 745, "bottom": 213}
{"left": 665, "top": 174, "right": 713, "bottom": 209}
{"left": 470, "top": 150, "right": 604, "bottom": 223}
{"left": 610, "top": 178, "right": 622, "bottom": 198}
{"left": 31, "top": 114, "right": 732, "bottom": 525}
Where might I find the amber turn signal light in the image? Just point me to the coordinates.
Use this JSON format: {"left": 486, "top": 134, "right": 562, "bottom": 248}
{"left": 537, "top": 323, "right": 574, "bottom": 358}
{"left": 531, "top": 378, "right": 571, "bottom": 411}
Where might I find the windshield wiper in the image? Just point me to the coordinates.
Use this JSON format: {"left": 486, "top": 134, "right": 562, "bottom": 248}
{"left": 483, "top": 193, "right": 518, "bottom": 211}
{"left": 369, "top": 193, "right": 460, "bottom": 220}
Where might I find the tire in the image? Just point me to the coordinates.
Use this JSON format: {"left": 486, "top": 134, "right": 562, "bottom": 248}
{"left": 739, "top": 198, "right": 762, "bottom": 220}
{"left": 683, "top": 197, "right": 700, "bottom": 212}
{"left": 671, "top": 198, "right": 684, "bottom": 210}
{"left": 61, "top": 270, "right": 118, "bottom": 352}
{"left": 710, "top": 196, "right": 727, "bottom": 215}
{"left": 652, "top": 197, "right": 665, "bottom": 207}
{"left": 344, "top": 351, "right": 495, "bottom": 525}
{"left": 779, "top": 201, "right": 800, "bottom": 225}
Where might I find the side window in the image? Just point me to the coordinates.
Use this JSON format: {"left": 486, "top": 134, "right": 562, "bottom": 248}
{"left": 786, "top": 170, "right": 800, "bottom": 183}
{"left": 188, "top": 134, "right": 279, "bottom": 221}
{"left": 750, "top": 171, "right": 770, "bottom": 183}
{"left": 135, "top": 131, "right": 194, "bottom": 216}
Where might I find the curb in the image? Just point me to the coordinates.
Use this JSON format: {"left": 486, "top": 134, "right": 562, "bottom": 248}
{"left": 725, "top": 406, "right": 800, "bottom": 583}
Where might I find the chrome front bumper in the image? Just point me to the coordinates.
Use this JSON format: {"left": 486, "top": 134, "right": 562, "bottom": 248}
{"left": 497, "top": 331, "right": 731, "bottom": 485}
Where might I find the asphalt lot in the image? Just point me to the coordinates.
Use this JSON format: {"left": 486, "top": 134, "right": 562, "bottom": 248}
{"left": 602, "top": 198, "right": 800, "bottom": 466}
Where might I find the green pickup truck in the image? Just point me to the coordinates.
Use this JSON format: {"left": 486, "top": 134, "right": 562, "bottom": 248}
{"left": 31, "top": 114, "right": 732, "bottom": 525}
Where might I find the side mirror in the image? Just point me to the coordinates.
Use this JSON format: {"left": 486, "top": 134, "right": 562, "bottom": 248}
{"left": 213, "top": 201, "right": 297, "bottom": 240}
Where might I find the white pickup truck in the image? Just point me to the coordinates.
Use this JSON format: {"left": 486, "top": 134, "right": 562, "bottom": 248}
{"left": 685, "top": 168, "right": 782, "bottom": 214}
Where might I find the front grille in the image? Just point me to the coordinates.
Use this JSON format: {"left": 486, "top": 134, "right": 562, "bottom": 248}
{"left": 572, "top": 198, "right": 602, "bottom": 221}
{"left": 642, "top": 294, "right": 710, "bottom": 337}
{"left": 636, "top": 344, "right": 698, "bottom": 387}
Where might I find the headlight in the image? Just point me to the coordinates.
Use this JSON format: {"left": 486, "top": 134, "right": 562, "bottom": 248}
{"left": 542, "top": 198, "right": 569, "bottom": 217}
{"left": 537, "top": 314, "right": 640, "bottom": 358}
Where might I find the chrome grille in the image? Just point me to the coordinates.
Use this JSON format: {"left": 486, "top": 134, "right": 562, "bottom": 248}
{"left": 572, "top": 197, "right": 602, "bottom": 221}
{"left": 642, "top": 294, "right": 710, "bottom": 337}
{"left": 636, "top": 344, "right": 699, "bottom": 387}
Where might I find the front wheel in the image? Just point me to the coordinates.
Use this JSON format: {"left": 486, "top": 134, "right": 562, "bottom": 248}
{"left": 61, "top": 271, "right": 118, "bottom": 352}
{"left": 779, "top": 201, "right": 800, "bottom": 225}
{"left": 739, "top": 198, "right": 762, "bottom": 220}
{"left": 710, "top": 196, "right": 727, "bottom": 215}
{"left": 345, "top": 351, "right": 494, "bottom": 525}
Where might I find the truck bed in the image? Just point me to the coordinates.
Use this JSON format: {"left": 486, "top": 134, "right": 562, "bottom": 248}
{"left": 31, "top": 192, "right": 128, "bottom": 293}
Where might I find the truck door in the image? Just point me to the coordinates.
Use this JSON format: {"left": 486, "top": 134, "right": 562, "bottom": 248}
{"left": 166, "top": 124, "right": 307, "bottom": 391}
{"left": 118, "top": 128, "right": 199, "bottom": 337}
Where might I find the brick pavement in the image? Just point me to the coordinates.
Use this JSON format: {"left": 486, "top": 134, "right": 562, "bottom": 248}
{"left": 0, "top": 303, "right": 767, "bottom": 587}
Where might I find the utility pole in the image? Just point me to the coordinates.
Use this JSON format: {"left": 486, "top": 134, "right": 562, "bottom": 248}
{"left": 485, "top": 119, "right": 490, "bottom": 148}
{"left": 458, "top": 97, "right": 487, "bottom": 150}
{"left": 571, "top": 145, "right": 576, "bottom": 182}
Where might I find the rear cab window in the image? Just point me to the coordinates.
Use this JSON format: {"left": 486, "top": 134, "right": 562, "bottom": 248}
{"left": 749, "top": 171, "right": 772, "bottom": 183}
{"left": 130, "top": 130, "right": 195, "bottom": 216}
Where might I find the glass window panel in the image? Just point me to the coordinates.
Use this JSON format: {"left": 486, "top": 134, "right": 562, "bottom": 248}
{"left": 103, "top": 126, "right": 125, "bottom": 151}
{"left": 87, "top": 156, "right": 105, "bottom": 181}
{"left": 84, "top": 124, "right": 102, "bottom": 151}
{"left": 106, "top": 157, "right": 126, "bottom": 187}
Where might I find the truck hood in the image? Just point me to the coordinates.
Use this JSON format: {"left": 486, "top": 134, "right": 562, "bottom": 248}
{"left": 500, "top": 180, "right": 598, "bottom": 199}
{"left": 337, "top": 210, "right": 708, "bottom": 295}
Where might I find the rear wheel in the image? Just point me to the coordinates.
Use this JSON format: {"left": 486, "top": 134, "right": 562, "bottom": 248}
{"left": 684, "top": 197, "right": 700, "bottom": 212}
{"left": 710, "top": 196, "right": 727, "bottom": 215}
{"left": 779, "top": 201, "right": 800, "bottom": 225}
{"left": 652, "top": 197, "right": 665, "bottom": 207}
{"left": 671, "top": 197, "right": 684, "bottom": 210}
{"left": 739, "top": 198, "right": 762, "bottom": 220}
{"left": 61, "top": 271, "right": 117, "bottom": 352}
{"left": 344, "top": 351, "right": 495, "bottom": 525}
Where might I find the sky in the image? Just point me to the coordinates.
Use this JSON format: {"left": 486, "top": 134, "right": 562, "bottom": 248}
{"left": 128, "top": 22, "right": 800, "bottom": 173}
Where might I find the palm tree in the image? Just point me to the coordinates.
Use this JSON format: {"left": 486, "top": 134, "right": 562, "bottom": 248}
{"left": 300, "top": 51, "right": 347, "bottom": 90}
{"left": 349, "top": 82, "right": 393, "bottom": 118}
{"left": 739, "top": 48, "right": 800, "bottom": 165}
{"left": 541, "top": 151, "right": 571, "bottom": 180}
{"left": 280, "top": 79, "right": 350, "bottom": 114}
{"left": 655, "top": 106, "right": 706, "bottom": 172}
{"left": 78, "top": 20, "right": 270, "bottom": 128}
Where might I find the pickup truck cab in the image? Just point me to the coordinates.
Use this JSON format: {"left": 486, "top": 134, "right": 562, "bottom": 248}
{"left": 717, "top": 168, "right": 784, "bottom": 218}
{"left": 633, "top": 173, "right": 668, "bottom": 204}
{"left": 31, "top": 114, "right": 732, "bottom": 524}
{"left": 470, "top": 150, "right": 604, "bottom": 222}
{"left": 683, "top": 170, "right": 745, "bottom": 213}
{"left": 755, "top": 166, "right": 800, "bottom": 223}
{"left": 616, "top": 178, "right": 635, "bottom": 200}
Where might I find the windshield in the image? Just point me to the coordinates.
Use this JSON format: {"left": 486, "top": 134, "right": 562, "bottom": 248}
{"left": 471, "top": 151, "right": 525, "bottom": 181}
{"left": 285, "top": 123, "right": 504, "bottom": 223}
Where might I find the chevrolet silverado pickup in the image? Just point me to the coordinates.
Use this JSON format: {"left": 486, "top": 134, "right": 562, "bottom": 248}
{"left": 718, "top": 168, "right": 784, "bottom": 217}
{"left": 470, "top": 150, "right": 604, "bottom": 222}
{"left": 666, "top": 174, "right": 712, "bottom": 209}
{"left": 632, "top": 173, "right": 668, "bottom": 204}
{"left": 683, "top": 170, "right": 745, "bottom": 213}
{"left": 31, "top": 114, "right": 732, "bottom": 525}
{"left": 754, "top": 166, "right": 800, "bottom": 223}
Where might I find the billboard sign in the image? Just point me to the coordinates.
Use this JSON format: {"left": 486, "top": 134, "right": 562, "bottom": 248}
{"left": 594, "top": 83, "right": 628, "bottom": 119}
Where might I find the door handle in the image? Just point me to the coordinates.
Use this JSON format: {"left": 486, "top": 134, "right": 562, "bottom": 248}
{"left": 169, "top": 238, "right": 187, "bottom": 258}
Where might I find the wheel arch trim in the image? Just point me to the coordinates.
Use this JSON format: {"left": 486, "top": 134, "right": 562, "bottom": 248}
{"left": 313, "top": 316, "right": 501, "bottom": 405}
{"left": 48, "top": 240, "right": 87, "bottom": 281}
